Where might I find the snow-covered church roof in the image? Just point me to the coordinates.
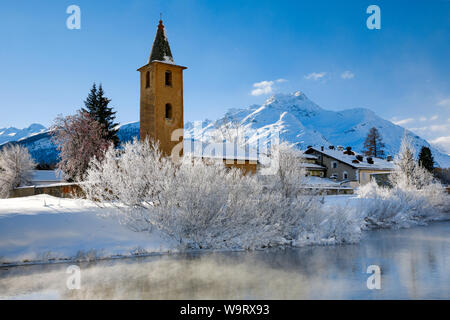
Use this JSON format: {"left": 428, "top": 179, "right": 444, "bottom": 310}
{"left": 184, "top": 139, "right": 259, "bottom": 162}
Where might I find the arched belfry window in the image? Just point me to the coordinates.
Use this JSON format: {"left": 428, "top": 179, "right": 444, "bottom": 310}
{"left": 145, "top": 71, "right": 150, "bottom": 88}
{"left": 165, "top": 70, "right": 172, "bottom": 86}
{"left": 165, "top": 103, "right": 172, "bottom": 120}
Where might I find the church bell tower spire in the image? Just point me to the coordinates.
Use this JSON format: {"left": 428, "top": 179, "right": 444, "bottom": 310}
{"left": 138, "top": 19, "right": 187, "bottom": 158}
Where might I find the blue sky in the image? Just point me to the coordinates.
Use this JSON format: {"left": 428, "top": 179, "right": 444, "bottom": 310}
{"left": 0, "top": 0, "right": 449, "bottom": 151}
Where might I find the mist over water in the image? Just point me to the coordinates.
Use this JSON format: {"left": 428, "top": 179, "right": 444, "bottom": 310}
{"left": 1, "top": 222, "right": 449, "bottom": 299}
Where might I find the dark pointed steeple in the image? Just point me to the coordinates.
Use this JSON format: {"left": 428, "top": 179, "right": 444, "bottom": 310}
{"left": 149, "top": 20, "right": 174, "bottom": 64}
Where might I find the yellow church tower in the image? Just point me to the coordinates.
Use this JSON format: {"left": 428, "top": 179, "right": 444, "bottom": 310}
{"left": 138, "top": 19, "right": 187, "bottom": 158}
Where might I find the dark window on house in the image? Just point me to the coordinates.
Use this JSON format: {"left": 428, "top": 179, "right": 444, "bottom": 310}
{"left": 145, "top": 71, "right": 150, "bottom": 88}
{"left": 165, "top": 103, "right": 172, "bottom": 120}
{"left": 332, "top": 161, "right": 338, "bottom": 169}
{"left": 343, "top": 172, "right": 348, "bottom": 180}
{"left": 165, "top": 71, "right": 172, "bottom": 86}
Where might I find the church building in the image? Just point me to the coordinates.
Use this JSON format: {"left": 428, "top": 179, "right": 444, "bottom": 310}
{"left": 138, "top": 20, "right": 259, "bottom": 174}
{"left": 138, "top": 19, "right": 186, "bottom": 158}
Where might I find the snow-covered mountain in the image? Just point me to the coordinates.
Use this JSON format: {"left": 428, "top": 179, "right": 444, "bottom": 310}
{"left": 185, "top": 91, "right": 450, "bottom": 168}
{"left": 0, "top": 123, "right": 46, "bottom": 145}
{"left": 0, "top": 122, "right": 142, "bottom": 165}
{"left": 2, "top": 91, "right": 450, "bottom": 167}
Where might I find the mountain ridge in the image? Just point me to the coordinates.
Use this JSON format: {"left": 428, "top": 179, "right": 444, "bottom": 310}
{"left": 2, "top": 91, "right": 449, "bottom": 168}
{"left": 0, "top": 123, "right": 46, "bottom": 146}
{"left": 184, "top": 91, "right": 450, "bottom": 168}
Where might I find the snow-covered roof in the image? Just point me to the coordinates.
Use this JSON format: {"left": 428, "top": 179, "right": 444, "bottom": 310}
{"left": 303, "top": 176, "right": 341, "bottom": 187}
{"left": 307, "top": 147, "right": 395, "bottom": 170}
{"left": 31, "top": 170, "right": 64, "bottom": 182}
{"left": 149, "top": 20, "right": 175, "bottom": 64}
{"left": 184, "top": 140, "right": 259, "bottom": 162}
{"left": 299, "top": 163, "right": 325, "bottom": 170}
{"left": 299, "top": 152, "right": 318, "bottom": 160}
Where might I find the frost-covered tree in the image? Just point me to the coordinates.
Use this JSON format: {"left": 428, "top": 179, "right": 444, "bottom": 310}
{"left": 211, "top": 115, "right": 250, "bottom": 147}
{"left": 357, "top": 135, "right": 448, "bottom": 228}
{"left": 390, "top": 136, "right": 434, "bottom": 189}
{"left": 51, "top": 110, "right": 110, "bottom": 181}
{"left": 82, "top": 138, "right": 174, "bottom": 209}
{"left": 82, "top": 139, "right": 333, "bottom": 249}
{"left": 363, "top": 127, "right": 385, "bottom": 158}
{"left": 266, "top": 142, "right": 308, "bottom": 198}
{"left": 0, "top": 145, "right": 35, "bottom": 198}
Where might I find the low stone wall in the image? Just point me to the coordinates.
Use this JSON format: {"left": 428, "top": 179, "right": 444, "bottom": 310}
{"left": 10, "top": 183, "right": 83, "bottom": 199}
{"left": 302, "top": 187, "right": 354, "bottom": 195}
{"left": 9, "top": 183, "right": 354, "bottom": 199}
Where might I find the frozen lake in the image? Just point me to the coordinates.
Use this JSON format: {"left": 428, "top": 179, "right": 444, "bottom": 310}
{"left": 1, "top": 221, "right": 449, "bottom": 299}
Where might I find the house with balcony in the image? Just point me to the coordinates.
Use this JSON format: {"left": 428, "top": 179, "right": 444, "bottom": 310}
{"left": 304, "top": 146, "right": 395, "bottom": 187}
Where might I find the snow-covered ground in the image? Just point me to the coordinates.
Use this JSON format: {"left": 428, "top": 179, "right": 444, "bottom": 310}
{"left": 0, "top": 195, "right": 174, "bottom": 266}
{"left": 303, "top": 176, "right": 343, "bottom": 187}
{"left": 0, "top": 194, "right": 360, "bottom": 266}
{"left": 0, "top": 191, "right": 446, "bottom": 266}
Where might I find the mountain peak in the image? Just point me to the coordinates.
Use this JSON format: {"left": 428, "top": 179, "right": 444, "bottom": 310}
{"left": 27, "top": 123, "right": 46, "bottom": 130}
{"left": 0, "top": 123, "right": 47, "bottom": 145}
{"left": 263, "top": 90, "right": 322, "bottom": 115}
{"left": 267, "top": 90, "right": 307, "bottom": 102}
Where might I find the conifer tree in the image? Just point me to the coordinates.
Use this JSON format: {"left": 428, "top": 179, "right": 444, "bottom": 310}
{"left": 83, "top": 83, "right": 119, "bottom": 146}
{"left": 363, "top": 127, "right": 385, "bottom": 158}
{"left": 418, "top": 146, "right": 434, "bottom": 173}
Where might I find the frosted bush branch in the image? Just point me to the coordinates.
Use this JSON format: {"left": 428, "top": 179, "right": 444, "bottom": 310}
{"left": 82, "top": 139, "right": 357, "bottom": 249}
{"left": 357, "top": 136, "right": 449, "bottom": 228}
{"left": 82, "top": 137, "right": 447, "bottom": 251}
{"left": 0, "top": 145, "right": 35, "bottom": 198}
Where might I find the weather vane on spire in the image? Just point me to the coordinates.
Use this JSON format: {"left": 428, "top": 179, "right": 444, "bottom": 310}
{"left": 158, "top": 13, "right": 164, "bottom": 29}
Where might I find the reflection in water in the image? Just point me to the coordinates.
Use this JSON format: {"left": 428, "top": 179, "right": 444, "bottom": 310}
{"left": 1, "top": 222, "right": 449, "bottom": 299}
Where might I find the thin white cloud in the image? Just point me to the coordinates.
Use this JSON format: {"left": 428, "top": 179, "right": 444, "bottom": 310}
{"left": 431, "top": 136, "right": 450, "bottom": 144}
{"left": 437, "top": 98, "right": 450, "bottom": 108}
{"left": 251, "top": 80, "right": 274, "bottom": 96}
{"left": 393, "top": 115, "right": 439, "bottom": 125}
{"left": 276, "top": 78, "right": 288, "bottom": 83}
{"left": 392, "top": 118, "right": 414, "bottom": 126}
{"left": 430, "top": 136, "right": 450, "bottom": 154}
{"left": 410, "top": 124, "right": 450, "bottom": 133}
{"left": 341, "top": 70, "right": 355, "bottom": 80}
{"left": 429, "top": 115, "right": 438, "bottom": 121}
{"left": 304, "top": 72, "right": 327, "bottom": 81}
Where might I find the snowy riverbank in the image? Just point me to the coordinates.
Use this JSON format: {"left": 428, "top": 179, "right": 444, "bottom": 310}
{"left": 1, "top": 194, "right": 358, "bottom": 265}
{"left": 0, "top": 193, "right": 447, "bottom": 266}
{"left": 0, "top": 195, "right": 176, "bottom": 266}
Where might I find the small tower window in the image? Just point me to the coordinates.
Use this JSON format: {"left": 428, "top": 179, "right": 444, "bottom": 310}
{"left": 165, "top": 103, "right": 172, "bottom": 120}
{"left": 145, "top": 71, "right": 150, "bottom": 88}
{"left": 165, "top": 70, "right": 172, "bottom": 86}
